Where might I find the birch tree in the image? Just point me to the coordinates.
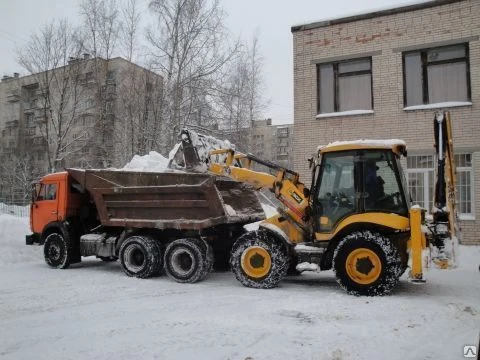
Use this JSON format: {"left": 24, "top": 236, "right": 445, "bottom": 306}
{"left": 146, "top": 0, "right": 238, "bottom": 152}
{"left": 17, "top": 19, "right": 88, "bottom": 172}
{"left": 219, "top": 33, "right": 267, "bottom": 151}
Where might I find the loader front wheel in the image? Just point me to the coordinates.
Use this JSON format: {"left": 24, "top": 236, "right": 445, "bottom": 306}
{"left": 120, "top": 235, "right": 162, "bottom": 278}
{"left": 230, "top": 230, "right": 289, "bottom": 289}
{"left": 333, "top": 230, "right": 402, "bottom": 296}
{"left": 164, "top": 238, "right": 211, "bottom": 283}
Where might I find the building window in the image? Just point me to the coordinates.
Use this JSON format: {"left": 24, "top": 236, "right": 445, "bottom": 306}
{"left": 317, "top": 57, "right": 372, "bottom": 114}
{"left": 403, "top": 44, "right": 470, "bottom": 106}
{"left": 455, "top": 153, "right": 473, "bottom": 218}
{"left": 26, "top": 113, "right": 35, "bottom": 127}
{"left": 407, "top": 153, "right": 473, "bottom": 218}
{"left": 276, "top": 127, "right": 289, "bottom": 137}
{"left": 407, "top": 155, "right": 434, "bottom": 212}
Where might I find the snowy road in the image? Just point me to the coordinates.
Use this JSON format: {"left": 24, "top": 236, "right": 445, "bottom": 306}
{"left": 1, "top": 215, "right": 479, "bottom": 360}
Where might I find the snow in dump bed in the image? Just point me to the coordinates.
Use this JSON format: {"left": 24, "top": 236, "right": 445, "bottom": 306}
{"left": 318, "top": 139, "right": 407, "bottom": 152}
{"left": 121, "top": 151, "right": 171, "bottom": 172}
{"left": 1, "top": 214, "right": 479, "bottom": 359}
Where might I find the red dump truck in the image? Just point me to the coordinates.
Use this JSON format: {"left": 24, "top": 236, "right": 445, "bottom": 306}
{"left": 26, "top": 168, "right": 264, "bottom": 283}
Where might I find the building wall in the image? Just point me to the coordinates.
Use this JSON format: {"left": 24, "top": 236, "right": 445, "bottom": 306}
{"left": 0, "top": 57, "right": 162, "bottom": 204}
{"left": 292, "top": 0, "right": 479, "bottom": 244}
{"left": 251, "top": 119, "right": 294, "bottom": 170}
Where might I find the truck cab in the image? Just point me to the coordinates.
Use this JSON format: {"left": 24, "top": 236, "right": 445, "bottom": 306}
{"left": 26, "top": 172, "right": 89, "bottom": 245}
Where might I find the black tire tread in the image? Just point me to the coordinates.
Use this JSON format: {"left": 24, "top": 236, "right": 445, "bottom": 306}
{"left": 229, "top": 230, "right": 289, "bottom": 289}
{"left": 119, "top": 235, "right": 162, "bottom": 279}
{"left": 333, "top": 230, "right": 402, "bottom": 296}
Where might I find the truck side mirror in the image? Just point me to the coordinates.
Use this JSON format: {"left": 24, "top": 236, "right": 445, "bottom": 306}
{"left": 31, "top": 183, "right": 40, "bottom": 206}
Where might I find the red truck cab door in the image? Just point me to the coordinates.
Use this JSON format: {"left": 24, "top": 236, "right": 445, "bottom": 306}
{"left": 31, "top": 181, "right": 60, "bottom": 234}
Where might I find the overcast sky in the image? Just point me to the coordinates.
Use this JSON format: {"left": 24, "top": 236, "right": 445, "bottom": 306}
{"left": 0, "top": 0, "right": 430, "bottom": 124}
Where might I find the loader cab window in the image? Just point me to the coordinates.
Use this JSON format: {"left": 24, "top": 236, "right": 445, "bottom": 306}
{"left": 36, "top": 184, "right": 57, "bottom": 201}
{"left": 362, "top": 151, "right": 408, "bottom": 215}
{"left": 316, "top": 152, "right": 357, "bottom": 231}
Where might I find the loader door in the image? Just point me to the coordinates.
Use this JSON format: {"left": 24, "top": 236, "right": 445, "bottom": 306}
{"left": 315, "top": 151, "right": 359, "bottom": 232}
{"left": 31, "top": 181, "right": 60, "bottom": 234}
{"left": 361, "top": 151, "right": 408, "bottom": 216}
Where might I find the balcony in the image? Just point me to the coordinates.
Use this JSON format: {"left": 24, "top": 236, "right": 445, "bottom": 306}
{"left": 7, "top": 92, "right": 20, "bottom": 103}
{"left": 5, "top": 120, "right": 19, "bottom": 128}
{"left": 25, "top": 128, "right": 36, "bottom": 137}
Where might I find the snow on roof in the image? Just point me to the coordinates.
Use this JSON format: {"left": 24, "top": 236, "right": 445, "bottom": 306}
{"left": 318, "top": 139, "right": 407, "bottom": 153}
{"left": 291, "top": 0, "right": 436, "bottom": 31}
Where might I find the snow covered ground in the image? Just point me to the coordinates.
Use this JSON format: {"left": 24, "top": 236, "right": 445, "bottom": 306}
{"left": 0, "top": 214, "right": 479, "bottom": 360}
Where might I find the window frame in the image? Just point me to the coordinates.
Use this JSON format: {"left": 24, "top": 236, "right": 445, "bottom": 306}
{"left": 317, "top": 57, "right": 373, "bottom": 114}
{"left": 455, "top": 154, "right": 475, "bottom": 220}
{"left": 407, "top": 153, "right": 474, "bottom": 220}
{"left": 402, "top": 43, "right": 471, "bottom": 106}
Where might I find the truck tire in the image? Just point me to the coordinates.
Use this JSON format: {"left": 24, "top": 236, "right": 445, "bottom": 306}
{"left": 119, "top": 235, "right": 162, "bottom": 278}
{"left": 164, "top": 238, "right": 210, "bottom": 283}
{"left": 44, "top": 232, "right": 71, "bottom": 269}
{"left": 230, "top": 230, "right": 289, "bottom": 289}
{"left": 333, "top": 230, "right": 402, "bottom": 296}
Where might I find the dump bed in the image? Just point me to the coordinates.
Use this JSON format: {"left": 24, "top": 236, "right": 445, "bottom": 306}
{"left": 67, "top": 168, "right": 265, "bottom": 231}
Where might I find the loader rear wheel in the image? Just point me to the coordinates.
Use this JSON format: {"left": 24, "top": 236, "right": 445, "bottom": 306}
{"left": 333, "top": 230, "right": 402, "bottom": 296}
{"left": 44, "top": 232, "right": 71, "bottom": 269}
{"left": 119, "top": 235, "right": 162, "bottom": 278}
{"left": 164, "top": 238, "right": 211, "bottom": 283}
{"left": 230, "top": 230, "right": 289, "bottom": 289}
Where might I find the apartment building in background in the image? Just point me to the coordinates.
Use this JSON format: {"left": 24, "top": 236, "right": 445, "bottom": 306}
{"left": 0, "top": 56, "right": 163, "bottom": 204}
{"left": 292, "top": 0, "right": 479, "bottom": 244}
{"left": 251, "top": 118, "right": 294, "bottom": 170}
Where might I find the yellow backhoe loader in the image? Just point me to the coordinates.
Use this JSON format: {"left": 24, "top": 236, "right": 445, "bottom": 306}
{"left": 173, "top": 111, "right": 458, "bottom": 296}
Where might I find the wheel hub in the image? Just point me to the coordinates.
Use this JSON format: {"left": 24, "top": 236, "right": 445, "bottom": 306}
{"left": 345, "top": 248, "right": 382, "bottom": 285}
{"left": 170, "top": 248, "right": 195, "bottom": 276}
{"left": 124, "top": 245, "right": 145, "bottom": 272}
{"left": 48, "top": 243, "right": 61, "bottom": 261}
{"left": 241, "top": 246, "right": 271, "bottom": 279}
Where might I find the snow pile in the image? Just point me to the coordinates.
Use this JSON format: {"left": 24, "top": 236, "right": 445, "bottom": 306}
{"left": 121, "top": 151, "right": 171, "bottom": 172}
{"left": 0, "top": 214, "right": 42, "bottom": 266}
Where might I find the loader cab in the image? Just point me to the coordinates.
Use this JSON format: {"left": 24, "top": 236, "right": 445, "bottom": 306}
{"left": 312, "top": 142, "right": 409, "bottom": 234}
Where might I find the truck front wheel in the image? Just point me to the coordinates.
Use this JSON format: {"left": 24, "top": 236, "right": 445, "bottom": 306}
{"left": 119, "top": 235, "right": 162, "bottom": 278}
{"left": 164, "top": 238, "right": 211, "bottom": 283}
{"left": 44, "top": 232, "right": 71, "bottom": 269}
{"left": 230, "top": 230, "right": 289, "bottom": 289}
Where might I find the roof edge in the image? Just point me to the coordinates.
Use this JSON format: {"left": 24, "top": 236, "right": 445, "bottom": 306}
{"left": 291, "top": 0, "right": 464, "bottom": 33}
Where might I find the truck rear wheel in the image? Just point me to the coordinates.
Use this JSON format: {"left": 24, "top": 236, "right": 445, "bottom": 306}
{"left": 44, "top": 232, "right": 71, "bottom": 269}
{"left": 119, "top": 235, "right": 162, "bottom": 278}
{"left": 230, "top": 230, "right": 289, "bottom": 289}
{"left": 333, "top": 230, "right": 402, "bottom": 296}
{"left": 164, "top": 238, "right": 211, "bottom": 283}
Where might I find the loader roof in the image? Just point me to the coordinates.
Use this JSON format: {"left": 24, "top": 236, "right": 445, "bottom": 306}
{"left": 318, "top": 139, "right": 407, "bottom": 156}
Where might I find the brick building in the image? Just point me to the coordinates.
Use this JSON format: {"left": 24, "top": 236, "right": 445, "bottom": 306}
{"left": 291, "top": 0, "right": 479, "bottom": 244}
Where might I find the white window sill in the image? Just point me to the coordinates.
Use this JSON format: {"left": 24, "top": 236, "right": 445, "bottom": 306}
{"left": 316, "top": 110, "right": 374, "bottom": 118}
{"left": 403, "top": 101, "right": 472, "bottom": 111}
{"left": 459, "top": 215, "right": 475, "bottom": 221}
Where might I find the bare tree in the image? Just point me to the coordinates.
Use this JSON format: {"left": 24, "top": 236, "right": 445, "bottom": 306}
{"left": 80, "top": 0, "right": 122, "bottom": 167}
{"left": 219, "top": 33, "right": 267, "bottom": 151}
{"left": 17, "top": 19, "right": 89, "bottom": 172}
{"left": 0, "top": 152, "right": 37, "bottom": 205}
{"left": 120, "top": 0, "right": 142, "bottom": 62}
{"left": 146, "top": 0, "right": 238, "bottom": 152}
